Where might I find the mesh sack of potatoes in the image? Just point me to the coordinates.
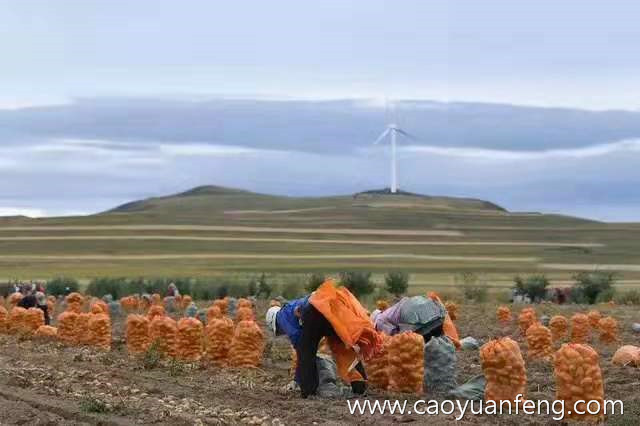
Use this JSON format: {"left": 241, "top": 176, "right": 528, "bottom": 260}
{"left": 496, "top": 306, "right": 512, "bottom": 324}
{"left": 525, "top": 322, "right": 553, "bottom": 361}
{"left": 35, "top": 325, "right": 57, "bottom": 338}
{"left": 57, "top": 311, "right": 79, "bottom": 344}
{"left": 177, "top": 317, "right": 204, "bottom": 361}
{"left": 150, "top": 315, "right": 179, "bottom": 358}
{"left": 65, "top": 292, "right": 85, "bottom": 307}
{"left": 120, "top": 296, "right": 139, "bottom": 313}
{"left": 8, "top": 292, "right": 23, "bottom": 308}
{"left": 66, "top": 301, "right": 83, "bottom": 314}
{"left": 151, "top": 293, "right": 162, "bottom": 306}
{"left": 235, "top": 306, "right": 254, "bottom": 322}
{"left": 480, "top": 337, "right": 527, "bottom": 403}
{"left": 126, "top": 314, "right": 151, "bottom": 355}
{"left": 0, "top": 305, "right": 8, "bottom": 333}
{"left": 598, "top": 316, "right": 618, "bottom": 344}
{"left": 88, "top": 313, "right": 111, "bottom": 351}
{"left": 24, "top": 308, "right": 45, "bottom": 335}
{"left": 91, "top": 300, "right": 109, "bottom": 315}
{"left": 8, "top": 306, "right": 27, "bottom": 335}
{"left": 549, "top": 315, "right": 569, "bottom": 343}
{"left": 236, "top": 298, "right": 252, "bottom": 310}
{"left": 207, "top": 306, "right": 223, "bottom": 323}
{"left": 444, "top": 302, "right": 459, "bottom": 321}
{"left": 571, "top": 313, "right": 590, "bottom": 344}
{"left": 365, "top": 333, "right": 391, "bottom": 390}
{"left": 213, "top": 299, "right": 229, "bottom": 315}
{"left": 587, "top": 310, "right": 602, "bottom": 329}
{"left": 204, "top": 316, "right": 234, "bottom": 365}
{"left": 424, "top": 336, "right": 457, "bottom": 394}
{"left": 228, "top": 320, "right": 265, "bottom": 368}
{"left": 146, "top": 305, "right": 165, "bottom": 322}
{"left": 387, "top": 332, "right": 424, "bottom": 394}
{"left": 181, "top": 295, "right": 193, "bottom": 309}
{"left": 75, "top": 313, "right": 92, "bottom": 345}
{"left": 518, "top": 308, "right": 537, "bottom": 335}
{"left": 554, "top": 343, "right": 604, "bottom": 421}
{"left": 612, "top": 345, "right": 640, "bottom": 367}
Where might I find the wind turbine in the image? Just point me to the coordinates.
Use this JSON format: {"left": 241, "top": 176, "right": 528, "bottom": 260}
{"left": 373, "top": 105, "right": 414, "bottom": 194}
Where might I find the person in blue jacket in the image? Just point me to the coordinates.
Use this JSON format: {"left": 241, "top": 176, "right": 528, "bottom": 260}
{"left": 265, "top": 296, "right": 367, "bottom": 398}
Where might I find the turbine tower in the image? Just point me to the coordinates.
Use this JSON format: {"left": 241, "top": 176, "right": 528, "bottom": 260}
{"left": 373, "top": 112, "right": 413, "bottom": 194}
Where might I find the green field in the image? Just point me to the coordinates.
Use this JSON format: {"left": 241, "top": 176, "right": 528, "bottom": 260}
{"left": 2, "top": 186, "right": 640, "bottom": 290}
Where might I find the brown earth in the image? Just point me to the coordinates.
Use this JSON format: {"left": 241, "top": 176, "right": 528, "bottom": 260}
{"left": 0, "top": 303, "right": 638, "bottom": 425}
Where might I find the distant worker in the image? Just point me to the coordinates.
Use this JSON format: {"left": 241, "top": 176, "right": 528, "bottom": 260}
{"left": 35, "top": 291, "right": 51, "bottom": 325}
{"left": 17, "top": 289, "right": 37, "bottom": 309}
{"left": 167, "top": 282, "right": 180, "bottom": 298}
{"left": 373, "top": 294, "right": 460, "bottom": 348}
{"left": 266, "top": 280, "right": 382, "bottom": 398}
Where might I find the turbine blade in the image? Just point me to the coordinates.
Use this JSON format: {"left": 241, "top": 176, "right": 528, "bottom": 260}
{"left": 373, "top": 128, "right": 391, "bottom": 145}
{"left": 394, "top": 128, "right": 419, "bottom": 141}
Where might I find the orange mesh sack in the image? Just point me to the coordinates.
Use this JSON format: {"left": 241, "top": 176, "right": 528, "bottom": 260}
{"left": 207, "top": 306, "right": 222, "bottom": 323}
{"left": 549, "top": 315, "right": 569, "bottom": 343}
{"left": 57, "top": 311, "right": 79, "bottom": 344}
{"left": 213, "top": 298, "right": 228, "bottom": 315}
{"left": 228, "top": 320, "right": 265, "bottom": 368}
{"left": 554, "top": 343, "right": 604, "bottom": 421}
{"left": 518, "top": 307, "right": 536, "bottom": 335}
{"left": 181, "top": 295, "right": 193, "bottom": 309}
{"left": 525, "top": 323, "right": 553, "bottom": 361}
{"left": 8, "top": 307, "right": 27, "bottom": 334}
{"left": 126, "top": 314, "right": 151, "bottom": 355}
{"left": 598, "top": 316, "right": 618, "bottom": 344}
{"left": 496, "top": 306, "right": 512, "bottom": 324}
{"left": 445, "top": 302, "right": 459, "bottom": 321}
{"left": 35, "top": 325, "right": 57, "bottom": 338}
{"left": 146, "top": 305, "right": 165, "bottom": 322}
{"left": 0, "top": 305, "right": 8, "bottom": 333}
{"left": 91, "top": 301, "right": 109, "bottom": 315}
{"left": 204, "top": 316, "right": 234, "bottom": 365}
{"left": 151, "top": 293, "right": 162, "bottom": 305}
{"left": 571, "top": 313, "right": 590, "bottom": 344}
{"left": 387, "top": 332, "right": 424, "bottom": 394}
{"left": 67, "top": 301, "right": 82, "bottom": 314}
{"left": 120, "top": 296, "right": 139, "bottom": 313}
{"left": 480, "top": 337, "right": 527, "bottom": 403}
{"left": 8, "top": 292, "right": 23, "bottom": 308}
{"left": 587, "top": 310, "right": 602, "bottom": 329}
{"left": 75, "top": 313, "right": 92, "bottom": 344}
{"left": 235, "top": 306, "right": 254, "bottom": 322}
{"left": 612, "top": 345, "right": 640, "bottom": 367}
{"left": 88, "top": 313, "right": 111, "bottom": 351}
{"left": 65, "top": 292, "right": 85, "bottom": 308}
{"left": 236, "top": 298, "right": 252, "bottom": 310}
{"left": 376, "top": 300, "right": 390, "bottom": 312}
{"left": 24, "top": 308, "right": 45, "bottom": 335}
{"left": 149, "top": 316, "right": 178, "bottom": 358}
{"left": 177, "top": 318, "right": 204, "bottom": 361}
{"left": 366, "top": 333, "right": 391, "bottom": 390}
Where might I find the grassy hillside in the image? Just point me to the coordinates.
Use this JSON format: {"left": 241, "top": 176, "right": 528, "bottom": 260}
{"left": 1, "top": 185, "right": 639, "bottom": 289}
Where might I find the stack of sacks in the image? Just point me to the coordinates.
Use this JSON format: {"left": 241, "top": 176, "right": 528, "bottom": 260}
{"left": 65, "top": 293, "right": 85, "bottom": 313}
{"left": 176, "top": 318, "right": 204, "bottom": 361}
{"left": 149, "top": 316, "right": 178, "bottom": 358}
{"left": 496, "top": 306, "right": 512, "bottom": 324}
{"left": 88, "top": 313, "right": 111, "bottom": 351}
{"left": 8, "top": 307, "right": 27, "bottom": 334}
{"left": 213, "top": 299, "right": 229, "bottom": 315}
{"left": 587, "top": 310, "right": 602, "bottom": 330}
{"left": 126, "top": 314, "right": 151, "bottom": 355}
{"left": 235, "top": 307, "right": 254, "bottom": 322}
{"left": 480, "top": 337, "right": 527, "bottom": 404}
{"left": 387, "top": 332, "right": 424, "bottom": 394}
{"left": 0, "top": 305, "right": 8, "bottom": 333}
{"left": 57, "top": 311, "right": 79, "bottom": 344}
{"left": 228, "top": 320, "right": 265, "bottom": 367}
{"left": 549, "top": 315, "right": 569, "bottom": 343}
{"left": 8, "top": 292, "right": 23, "bottom": 308}
{"left": 147, "top": 305, "right": 165, "bottom": 322}
{"left": 444, "top": 302, "right": 459, "bottom": 321}
{"left": 24, "top": 308, "right": 44, "bottom": 335}
{"left": 612, "top": 345, "right": 640, "bottom": 367}
{"left": 75, "top": 313, "right": 92, "bottom": 345}
{"left": 598, "top": 316, "right": 618, "bottom": 344}
{"left": 35, "top": 325, "right": 57, "bottom": 338}
{"left": 525, "top": 323, "right": 553, "bottom": 360}
{"left": 518, "top": 308, "right": 536, "bottom": 335}
{"left": 570, "top": 313, "right": 590, "bottom": 344}
{"left": 204, "top": 312, "right": 234, "bottom": 365}
{"left": 366, "top": 334, "right": 391, "bottom": 390}
{"left": 554, "top": 344, "right": 604, "bottom": 421}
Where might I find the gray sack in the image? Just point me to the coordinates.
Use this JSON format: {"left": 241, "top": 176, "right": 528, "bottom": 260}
{"left": 424, "top": 336, "right": 457, "bottom": 395}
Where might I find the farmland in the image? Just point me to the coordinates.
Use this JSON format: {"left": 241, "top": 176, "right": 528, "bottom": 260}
{"left": 1, "top": 186, "right": 640, "bottom": 293}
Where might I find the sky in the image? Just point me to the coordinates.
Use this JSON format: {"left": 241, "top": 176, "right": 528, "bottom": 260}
{"left": 1, "top": 0, "right": 640, "bottom": 221}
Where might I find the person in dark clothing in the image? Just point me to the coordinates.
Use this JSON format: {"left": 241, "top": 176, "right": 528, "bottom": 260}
{"left": 35, "top": 292, "right": 50, "bottom": 325}
{"left": 17, "top": 291, "right": 37, "bottom": 309}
